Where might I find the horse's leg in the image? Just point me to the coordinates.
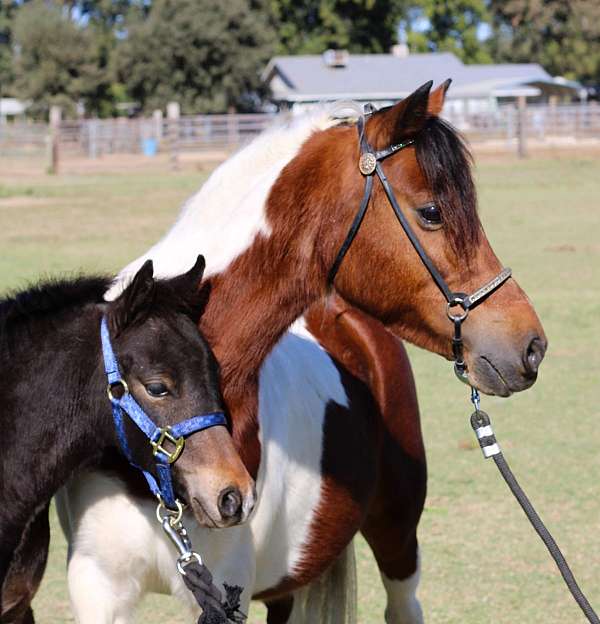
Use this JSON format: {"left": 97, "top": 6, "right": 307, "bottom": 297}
{"left": 1, "top": 504, "right": 51, "bottom": 624}
{"left": 305, "top": 298, "right": 427, "bottom": 624}
{"left": 360, "top": 451, "right": 426, "bottom": 624}
{"left": 359, "top": 347, "right": 426, "bottom": 624}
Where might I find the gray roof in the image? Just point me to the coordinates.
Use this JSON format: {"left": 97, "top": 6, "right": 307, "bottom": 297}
{"left": 262, "top": 53, "right": 569, "bottom": 102}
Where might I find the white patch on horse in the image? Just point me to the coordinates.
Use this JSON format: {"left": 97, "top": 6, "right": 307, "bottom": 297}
{"left": 105, "top": 110, "right": 338, "bottom": 301}
{"left": 251, "top": 322, "right": 348, "bottom": 592}
{"left": 381, "top": 550, "right": 423, "bottom": 624}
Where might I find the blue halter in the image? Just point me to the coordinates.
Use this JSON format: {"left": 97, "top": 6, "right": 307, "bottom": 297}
{"left": 100, "top": 315, "right": 227, "bottom": 509}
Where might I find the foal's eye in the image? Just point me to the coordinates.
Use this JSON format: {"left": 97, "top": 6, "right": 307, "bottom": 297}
{"left": 416, "top": 204, "right": 443, "bottom": 229}
{"left": 145, "top": 382, "right": 170, "bottom": 398}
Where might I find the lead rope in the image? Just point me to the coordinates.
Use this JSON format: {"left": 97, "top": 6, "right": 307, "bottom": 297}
{"left": 157, "top": 500, "right": 247, "bottom": 623}
{"left": 468, "top": 388, "right": 600, "bottom": 623}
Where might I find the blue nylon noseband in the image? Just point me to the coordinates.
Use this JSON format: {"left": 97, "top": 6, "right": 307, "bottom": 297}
{"left": 100, "top": 315, "right": 227, "bottom": 509}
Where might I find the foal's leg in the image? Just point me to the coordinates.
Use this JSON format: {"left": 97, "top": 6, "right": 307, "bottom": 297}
{"left": 1, "top": 504, "right": 50, "bottom": 624}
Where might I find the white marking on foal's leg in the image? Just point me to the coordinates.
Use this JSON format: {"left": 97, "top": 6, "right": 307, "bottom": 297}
{"left": 68, "top": 552, "right": 139, "bottom": 624}
{"left": 381, "top": 551, "right": 424, "bottom": 624}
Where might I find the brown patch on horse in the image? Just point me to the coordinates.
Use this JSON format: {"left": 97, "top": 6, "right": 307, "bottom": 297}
{"left": 307, "top": 296, "right": 427, "bottom": 581}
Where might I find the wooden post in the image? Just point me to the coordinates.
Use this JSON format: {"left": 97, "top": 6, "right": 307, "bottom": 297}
{"left": 517, "top": 96, "right": 528, "bottom": 159}
{"left": 88, "top": 118, "right": 98, "bottom": 159}
{"left": 47, "top": 105, "right": 62, "bottom": 174}
{"left": 167, "top": 101, "right": 180, "bottom": 170}
{"left": 153, "top": 109, "right": 163, "bottom": 142}
{"left": 227, "top": 106, "right": 238, "bottom": 146}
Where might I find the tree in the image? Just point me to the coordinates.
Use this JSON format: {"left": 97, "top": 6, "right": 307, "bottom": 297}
{"left": 269, "top": 0, "right": 407, "bottom": 54}
{"left": 117, "top": 0, "right": 276, "bottom": 113}
{"left": 12, "top": 0, "right": 110, "bottom": 117}
{"left": 0, "top": 0, "right": 18, "bottom": 97}
{"left": 488, "top": 1, "right": 600, "bottom": 84}
{"left": 403, "top": 0, "right": 492, "bottom": 63}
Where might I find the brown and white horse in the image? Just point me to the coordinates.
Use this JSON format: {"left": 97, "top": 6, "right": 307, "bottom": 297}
{"left": 58, "top": 81, "right": 546, "bottom": 622}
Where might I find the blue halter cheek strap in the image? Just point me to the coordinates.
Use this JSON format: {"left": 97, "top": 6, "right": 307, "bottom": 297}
{"left": 100, "top": 315, "right": 227, "bottom": 509}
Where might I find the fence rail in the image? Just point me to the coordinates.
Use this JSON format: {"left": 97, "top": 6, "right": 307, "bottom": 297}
{"left": 2, "top": 104, "right": 600, "bottom": 165}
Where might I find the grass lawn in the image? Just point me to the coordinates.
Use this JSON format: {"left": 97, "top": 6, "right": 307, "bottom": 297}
{"left": 1, "top": 152, "right": 599, "bottom": 623}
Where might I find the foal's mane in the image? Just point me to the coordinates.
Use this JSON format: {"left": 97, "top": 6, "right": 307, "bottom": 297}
{"left": 0, "top": 276, "right": 110, "bottom": 332}
{"left": 0, "top": 274, "right": 205, "bottom": 346}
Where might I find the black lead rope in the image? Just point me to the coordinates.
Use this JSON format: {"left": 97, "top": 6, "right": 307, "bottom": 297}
{"left": 470, "top": 390, "right": 600, "bottom": 624}
{"left": 181, "top": 562, "right": 246, "bottom": 624}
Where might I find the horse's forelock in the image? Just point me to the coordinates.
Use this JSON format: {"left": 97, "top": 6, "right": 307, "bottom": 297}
{"left": 414, "top": 117, "right": 481, "bottom": 258}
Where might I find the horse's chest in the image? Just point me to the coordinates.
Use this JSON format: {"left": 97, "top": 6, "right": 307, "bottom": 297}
{"left": 249, "top": 331, "right": 378, "bottom": 594}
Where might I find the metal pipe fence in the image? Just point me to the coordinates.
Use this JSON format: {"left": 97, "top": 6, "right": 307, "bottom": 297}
{"left": 2, "top": 104, "right": 600, "bottom": 165}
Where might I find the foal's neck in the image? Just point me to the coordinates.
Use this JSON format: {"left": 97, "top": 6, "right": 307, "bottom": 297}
{"left": 0, "top": 305, "right": 109, "bottom": 516}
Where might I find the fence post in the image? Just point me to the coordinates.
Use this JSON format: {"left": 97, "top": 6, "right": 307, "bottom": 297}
{"left": 153, "top": 109, "right": 163, "bottom": 143}
{"left": 88, "top": 118, "right": 98, "bottom": 159}
{"left": 167, "top": 101, "right": 180, "bottom": 170}
{"left": 517, "top": 96, "right": 528, "bottom": 159}
{"left": 227, "top": 106, "right": 238, "bottom": 146}
{"left": 47, "top": 105, "right": 62, "bottom": 174}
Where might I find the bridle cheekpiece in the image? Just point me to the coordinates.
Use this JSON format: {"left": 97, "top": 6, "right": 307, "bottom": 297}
{"left": 328, "top": 105, "right": 512, "bottom": 384}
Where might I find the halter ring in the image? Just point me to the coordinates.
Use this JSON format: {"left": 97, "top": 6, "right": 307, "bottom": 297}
{"left": 446, "top": 299, "right": 469, "bottom": 323}
{"left": 156, "top": 497, "right": 184, "bottom": 525}
{"left": 107, "top": 379, "right": 129, "bottom": 401}
{"left": 177, "top": 552, "right": 203, "bottom": 576}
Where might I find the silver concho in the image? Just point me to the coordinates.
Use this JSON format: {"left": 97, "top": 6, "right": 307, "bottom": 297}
{"left": 359, "top": 152, "right": 377, "bottom": 176}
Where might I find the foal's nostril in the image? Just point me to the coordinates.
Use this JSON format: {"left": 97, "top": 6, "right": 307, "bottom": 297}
{"left": 218, "top": 486, "right": 243, "bottom": 521}
{"left": 524, "top": 337, "right": 546, "bottom": 376}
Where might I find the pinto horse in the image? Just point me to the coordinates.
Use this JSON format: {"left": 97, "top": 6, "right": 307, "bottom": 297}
{"left": 0, "top": 259, "right": 254, "bottom": 623}
{"left": 59, "top": 80, "right": 547, "bottom": 622}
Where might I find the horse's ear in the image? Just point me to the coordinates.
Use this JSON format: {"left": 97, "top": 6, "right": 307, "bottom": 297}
{"left": 373, "top": 80, "right": 432, "bottom": 145}
{"left": 110, "top": 259, "right": 155, "bottom": 334}
{"left": 428, "top": 79, "right": 452, "bottom": 116}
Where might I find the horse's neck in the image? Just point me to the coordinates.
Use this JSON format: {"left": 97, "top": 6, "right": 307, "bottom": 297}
{"left": 202, "top": 241, "right": 323, "bottom": 402}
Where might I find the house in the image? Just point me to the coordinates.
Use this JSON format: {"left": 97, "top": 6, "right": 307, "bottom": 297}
{"left": 0, "top": 97, "right": 28, "bottom": 122}
{"left": 261, "top": 49, "right": 582, "bottom": 115}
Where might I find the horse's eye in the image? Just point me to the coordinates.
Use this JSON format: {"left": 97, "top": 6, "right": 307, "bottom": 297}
{"left": 416, "top": 204, "right": 442, "bottom": 228}
{"left": 145, "top": 382, "right": 169, "bottom": 398}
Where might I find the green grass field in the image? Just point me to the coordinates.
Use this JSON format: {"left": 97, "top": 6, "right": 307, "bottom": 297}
{"left": 1, "top": 153, "right": 599, "bottom": 623}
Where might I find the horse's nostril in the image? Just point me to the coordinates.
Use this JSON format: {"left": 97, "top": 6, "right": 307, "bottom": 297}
{"left": 524, "top": 337, "right": 546, "bottom": 376}
{"left": 218, "top": 486, "right": 243, "bottom": 521}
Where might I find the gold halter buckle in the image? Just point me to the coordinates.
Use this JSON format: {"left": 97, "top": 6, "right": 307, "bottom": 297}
{"left": 151, "top": 427, "right": 185, "bottom": 464}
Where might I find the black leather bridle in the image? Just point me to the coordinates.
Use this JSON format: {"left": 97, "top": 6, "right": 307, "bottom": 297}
{"left": 328, "top": 107, "right": 512, "bottom": 384}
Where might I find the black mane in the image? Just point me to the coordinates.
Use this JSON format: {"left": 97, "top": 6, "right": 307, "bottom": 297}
{"left": 0, "top": 272, "right": 208, "bottom": 345}
{"left": 0, "top": 276, "right": 110, "bottom": 336}
{"left": 414, "top": 116, "right": 481, "bottom": 257}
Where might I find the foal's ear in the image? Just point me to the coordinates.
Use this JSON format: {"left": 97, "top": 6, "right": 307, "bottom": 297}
{"left": 374, "top": 80, "right": 432, "bottom": 145}
{"left": 110, "top": 259, "right": 155, "bottom": 334}
{"left": 169, "top": 255, "right": 211, "bottom": 320}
